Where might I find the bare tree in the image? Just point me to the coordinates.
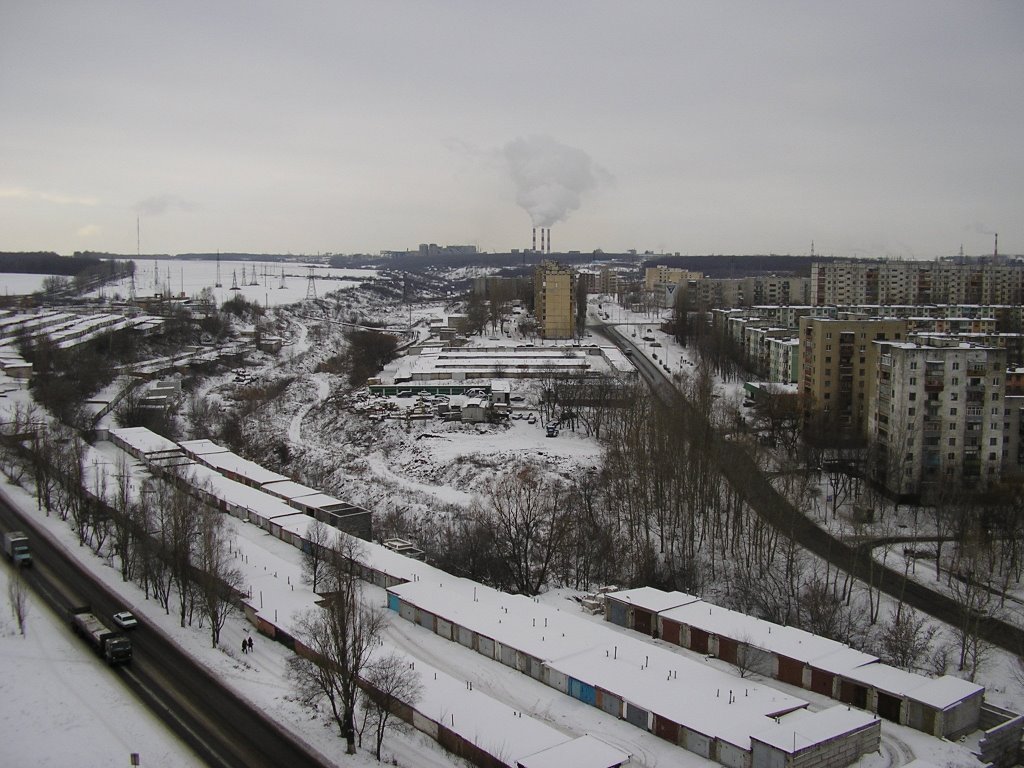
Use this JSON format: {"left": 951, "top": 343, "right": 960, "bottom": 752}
{"left": 880, "top": 605, "right": 936, "bottom": 671}
{"left": 195, "top": 506, "right": 244, "bottom": 648}
{"left": 302, "top": 519, "right": 332, "bottom": 594}
{"left": 361, "top": 652, "right": 422, "bottom": 761}
{"left": 289, "top": 536, "right": 385, "bottom": 754}
{"left": 733, "top": 635, "right": 772, "bottom": 679}
{"left": 486, "top": 463, "right": 569, "bottom": 595}
{"left": 7, "top": 569, "right": 29, "bottom": 636}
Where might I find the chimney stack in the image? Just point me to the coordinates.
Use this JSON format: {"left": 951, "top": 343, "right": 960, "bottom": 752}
{"left": 546, "top": 228, "right": 551, "bottom": 254}
{"left": 532, "top": 227, "right": 537, "bottom": 253}
{"left": 995, "top": 233, "right": 999, "bottom": 259}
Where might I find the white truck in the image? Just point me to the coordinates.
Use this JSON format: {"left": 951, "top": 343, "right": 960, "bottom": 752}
{"left": 2, "top": 530, "right": 31, "bottom": 567}
{"left": 71, "top": 607, "right": 132, "bottom": 666}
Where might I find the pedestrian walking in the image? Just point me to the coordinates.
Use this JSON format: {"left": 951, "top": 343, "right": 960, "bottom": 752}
{"left": 241, "top": 638, "right": 248, "bottom": 654}
{"left": 247, "top": 636, "right": 254, "bottom": 653}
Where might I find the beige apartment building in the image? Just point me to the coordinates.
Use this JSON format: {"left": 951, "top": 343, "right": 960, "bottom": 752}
{"left": 799, "top": 317, "right": 908, "bottom": 434}
{"left": 870, "top": 340, "right": 1006, "bottom": 498}
{"left": 534, "top": 261, "right": 576, "bottom": 340}
{"left": 810, "top": 260, "right": 1024, "bottom": 306}
{"left": 644, "top": 265, "right": 703, "bottom": 291}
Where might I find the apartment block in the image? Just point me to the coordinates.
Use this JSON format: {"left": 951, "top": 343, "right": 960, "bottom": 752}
{"left": 799, "top": 317, "right": 908, "bottom": 434}
{"left": 871, "top": 341, "right": 1006, "bottom": 497}
{"left": 811, "top": 260, "right": 1024, "bottom": 306}
{"left": 768, "top": 337, "right": 801, "bottom": 384}
{"left": 533, "top": 261, "right": 576, "bottom": 340}
{"left": 644, "top": 265, "right": 703, "bottom": 291}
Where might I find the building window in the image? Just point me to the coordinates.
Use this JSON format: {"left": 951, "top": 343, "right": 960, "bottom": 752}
{"left": 950, "top": 392, "right": 958, "bottom": 401}
{"left": 908, "top": 407, "right": 916, "bottom": 416}
{"left": 949, "top": 437, "right": 956, "bottom": 446}
{"left": 950, "top": 408, "right": 958, "bottom": 416}
{"left": 909, "top": 377, "right": 917, "bottom": 385}
{"left": 953, "top": 361, "right": 960, "bottom": 370}
{"left": 909, "top": 392, "right": 917, "bottom": 401}
{"left": 993, "top": 393, "right": 1001, "bottom": 401}
{"left": 991, "top": 437, "right": 999, "bottom": 446}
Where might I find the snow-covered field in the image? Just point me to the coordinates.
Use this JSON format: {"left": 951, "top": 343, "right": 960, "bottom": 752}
{"left": 0, "top": 287, "right": 1019, "bottom": 767}
{"left": 0, "top": 466, "right": 989, "bottom": 768}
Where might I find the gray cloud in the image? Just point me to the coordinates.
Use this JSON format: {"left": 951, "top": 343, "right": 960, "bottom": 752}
{"left": 134, "top": 194, "right": 199, "bottom": 217}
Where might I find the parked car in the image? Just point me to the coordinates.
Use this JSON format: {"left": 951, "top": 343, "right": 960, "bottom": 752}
{"left": 112, "top": 611, "right": 139, "bottom": 631}
{"left": 527, "top": 414, "right": 537, "bottom": 424}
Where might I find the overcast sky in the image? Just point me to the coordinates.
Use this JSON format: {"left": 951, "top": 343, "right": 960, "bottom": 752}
{"left": 2, "top": 2, "right": 1021, "bottom": 258}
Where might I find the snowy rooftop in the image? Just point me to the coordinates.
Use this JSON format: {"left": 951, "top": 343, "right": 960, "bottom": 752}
{"left": 657, "top": 599, "right": 877, "bottom": 672}
{"left": 178, "top": 438, "right": 231, "bottom": 456}
{"left": 110, "top": 426, "right": 182, "bottom": 456}
{"left": 177, "top": 462, "right": 299, "bottom": 519}
{"left": 390, "top": 577, "right": 809, "bottom": 750}
{"left": 261, "top": 479, "right": 322, "bottom": 500}
{"left": 516, "top": 734, "right": 630, "bottom": 768}
{"left": 550, "top": 644, "right": 807, "bottom": 751}
{"left": 196, "top": 450, "right": 290, "bottom": 486}
{"left": 751, "top": 705, "right": 877, "bottom": 754}
{"left": 605, "top": 586, "right": 699, "bottom": 613}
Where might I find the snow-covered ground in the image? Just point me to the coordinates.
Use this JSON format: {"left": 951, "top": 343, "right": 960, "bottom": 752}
{"left": 0, "top": 461, "right": 989, "bottom": 768}
{"left": 0, "top": 289, "right": 1016, "bottom": 768}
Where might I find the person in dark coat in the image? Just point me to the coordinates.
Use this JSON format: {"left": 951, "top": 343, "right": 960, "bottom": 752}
{"left": 241, "top": 638, "right": 248, "bottom": 654}
{"left": 247, "top": 636, "right": 254, "bottom": 652}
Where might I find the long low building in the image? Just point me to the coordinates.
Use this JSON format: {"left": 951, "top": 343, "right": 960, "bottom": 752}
{"left": 385, "top": 576, "right": 879, "bottom": 768}
{"left": 605, "top": 587, "right": 984, "bottom": 741}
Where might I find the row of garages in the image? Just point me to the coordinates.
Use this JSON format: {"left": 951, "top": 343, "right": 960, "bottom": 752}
{"left": 385, "top": 576, "right": 880, "bottom": 768}
{"left": 604, "top": 586, "right": 986, "bottom": 743}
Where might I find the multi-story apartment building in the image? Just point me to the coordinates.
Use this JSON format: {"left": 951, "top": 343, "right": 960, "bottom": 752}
{"left": 870, "top": 341, "right": 1006, "bottom": 497}
{"left": 799, "top": 317, "right": 908, "bottom": 434}
{"left": 768, "top": 337, "right": 801, "bottom": 384}
{"left": 533, "top": 261, "right": 576, "bottom": 340}
{"left": 680, "top": 276, "right": 810, "bottom": 309}
{"left": 811, "top": 260, "right": 1024, "bottom": 306}
{"left": 644, "top": 265, "right": 703, "bottom": 291}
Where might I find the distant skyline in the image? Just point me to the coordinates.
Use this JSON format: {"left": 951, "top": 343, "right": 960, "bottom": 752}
{"left": 2, "top": 2, "right": 1021, "bottom": 259}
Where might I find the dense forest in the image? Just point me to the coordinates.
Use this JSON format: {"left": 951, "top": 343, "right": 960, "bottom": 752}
{"left": 0, "top": 251, "right": 106, "bottom": 276}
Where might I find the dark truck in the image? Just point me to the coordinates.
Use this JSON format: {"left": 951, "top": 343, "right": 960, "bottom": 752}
{"left": 70, "top": 607, "right": 132, "bottom": 666}
{"left": 2, "top": 530, "right": 31, "bottom": 567}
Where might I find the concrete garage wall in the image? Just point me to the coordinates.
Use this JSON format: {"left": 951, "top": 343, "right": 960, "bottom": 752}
{"left": 941, "top": 689, "right": 983, "bottom": 739}
{"left": 976, "top": 703, "right": 1024, "bottom": 768}
{"left": 478, "top": 635, "right": 495, "bottom": 659}
{"left": 753, "top": 719, "right": 880, "bottom": 768}
{"left": 436, "top": 617, "right": 453, "bottom": 641}
{"left": 718, "top": 741, "right": 749, "bottom": 768}
{"left": 412, "top": 709, "right": 438, "bottom": 739}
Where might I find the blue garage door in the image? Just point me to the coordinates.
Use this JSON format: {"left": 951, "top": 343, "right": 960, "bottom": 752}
{"left": 568, "top": 677, "right": 597, "bottom": 706}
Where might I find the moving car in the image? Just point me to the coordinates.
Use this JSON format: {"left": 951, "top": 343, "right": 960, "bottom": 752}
{"left": 112, "top": 611, "right": 139, "bottom": 631}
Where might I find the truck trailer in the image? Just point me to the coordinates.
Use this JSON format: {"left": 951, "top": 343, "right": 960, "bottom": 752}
{"left": 2, "top": 530, "right": 31, "bottom": 567}
{"left": 70, "top": 607, "right": 132, "bottom": 666}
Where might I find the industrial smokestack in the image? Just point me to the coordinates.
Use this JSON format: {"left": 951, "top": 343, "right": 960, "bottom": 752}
{"left": 995, "top": 233, "right": 999, "bottom": 258}
{"left": 547, "top": 228, "right": 552, "bottom": 254}
{"left": 540, "top": 228, "right": 546, "bottom": 254}
{"left": 532, "top": 227, "right": 537, "bottom": 253}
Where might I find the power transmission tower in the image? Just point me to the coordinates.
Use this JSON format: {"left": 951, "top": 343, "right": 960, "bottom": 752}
{"left": 305, "top": 267, "right": 317, "bottom": 300}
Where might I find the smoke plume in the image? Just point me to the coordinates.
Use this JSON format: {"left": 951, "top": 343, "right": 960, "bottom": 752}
{"left": 502, "top": 135, "right": 607, "bottom": 227}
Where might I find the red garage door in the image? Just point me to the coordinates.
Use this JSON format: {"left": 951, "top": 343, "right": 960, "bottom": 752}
{"left": 689, "top": 627, "right": 710, "bottom": 654}
{"left": 661, "top": 620, "right": 681, "bottom": 646}
{"left": 634, "top": 608, "right": 653, "bottom": 635}
{"left": 777, "top": 655, "right": 804, "bottom": 686}
{"left": 654, "top": 715, "right": 679, "bottom": 744}
{"left": 809, "top": 668, "right": 834, "bottom": 696}
{"left": 717, "top": 636, "right": 738, "bottom": 664}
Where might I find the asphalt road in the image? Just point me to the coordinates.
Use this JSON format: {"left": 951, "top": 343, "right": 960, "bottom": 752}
{"left": 0, "top": 497, "right": 334, "bottom": 768}
{"left": 599, "top": 318, "right": 1024, "bottom": 656}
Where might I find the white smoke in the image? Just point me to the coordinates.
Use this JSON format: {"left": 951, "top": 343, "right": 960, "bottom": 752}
{"left": 502, "top": 135, "right": 607, "bottom": 227}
